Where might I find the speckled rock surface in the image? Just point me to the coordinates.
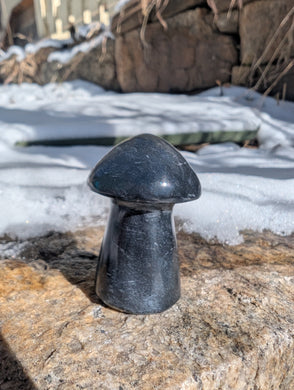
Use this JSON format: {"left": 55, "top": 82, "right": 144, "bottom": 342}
{"left": 1, "top": 228, "right": 294, "bottom": 389}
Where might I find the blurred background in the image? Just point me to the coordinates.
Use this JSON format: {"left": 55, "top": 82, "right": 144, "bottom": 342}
{"left": 0, "top": 0, "right": 293, "bottom": 100}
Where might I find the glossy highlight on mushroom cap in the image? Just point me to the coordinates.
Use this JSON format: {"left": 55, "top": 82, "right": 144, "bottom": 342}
{"left": 88, "top": 134, "right": 201, "bottom": 204}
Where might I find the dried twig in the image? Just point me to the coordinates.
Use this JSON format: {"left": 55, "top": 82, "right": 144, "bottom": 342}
{"left": 282, "top": 82, "right": 287, "bottom": 101}
{"left": 99, "top": 34, "right": 109, "bottom": 63}
{"left": 155, "top": 0, "right": 169, "bottom": 30}
{"left": 207, "top": 0, "right": 218, "bottom": 21}
{"left": 4, "top": 62, "right": 18, "bottom": 84}
{"left": 262, "top": 60, "right": 293, "bottom": 98}
{"left": 140, "top": 0, "right": 170, "bottom": 46}
{"left": 227, "top": 0, "right": 237, "bottom": 19}
{"left": 140, "top": 1, "right": 155, "bottom": 47}
{"left": 253, "top": 29, "right": 291, "bottom": 91}
{"left": 247, "top": 5, "right": 294, "bottom": 98}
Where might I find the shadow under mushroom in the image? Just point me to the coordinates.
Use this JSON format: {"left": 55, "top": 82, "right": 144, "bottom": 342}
{"left": 14, "top": 227, "right": 294, "bottom": 305}
{"left": 16, "top": 229, "right": 107, "bottom": 305}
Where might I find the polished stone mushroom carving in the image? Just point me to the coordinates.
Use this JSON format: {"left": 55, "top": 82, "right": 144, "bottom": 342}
{"left": 88, "top": 134, "right": 201, "bottom": 314}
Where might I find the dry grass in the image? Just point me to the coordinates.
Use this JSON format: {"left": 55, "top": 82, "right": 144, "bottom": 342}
{"left": 208, "top": 0, "right": 293, "bottom": 99}
{"left": 0, "top": 21, "right": 109, "bottom": 85}
{"left": 0, "top": 54, "right": 37, "bottom": 85}
{"left": 249, "top": 6, "right": 294, "bottom": 99}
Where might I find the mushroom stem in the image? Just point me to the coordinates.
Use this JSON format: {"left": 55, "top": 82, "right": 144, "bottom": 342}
{"left": 96, "top": 200, "right": 180, "bottom": 314}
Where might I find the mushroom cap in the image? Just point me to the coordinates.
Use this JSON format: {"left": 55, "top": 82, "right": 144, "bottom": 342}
{"left": 88, "top": 134, "right": 201, "bottom": 204}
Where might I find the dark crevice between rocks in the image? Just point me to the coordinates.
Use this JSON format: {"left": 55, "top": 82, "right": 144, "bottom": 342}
{"left": 0, "top": 333, "right": 37, "bottom": 390}
{"left": 230, "top": 33, "right": 241, "bottom": 62}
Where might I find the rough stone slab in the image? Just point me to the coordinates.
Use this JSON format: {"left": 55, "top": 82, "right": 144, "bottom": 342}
{"left": 1, "top": 228, "right": 294, "bottom": 389}
{"left": 115, "top": 8, "right": 238, "bottom": 93}
{"left": 240, "top": 0, "right": 294, "bottom": 65}
{"left": 215, "top": 10, "right": 239, "bottom": 34}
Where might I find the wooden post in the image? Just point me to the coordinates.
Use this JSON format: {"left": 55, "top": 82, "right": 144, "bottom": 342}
{"left": 33, "top": 0, "right": 47, "bottom": 37}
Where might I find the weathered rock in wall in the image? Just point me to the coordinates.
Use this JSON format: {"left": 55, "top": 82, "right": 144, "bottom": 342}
{"left": 214, "top": 9, "right": 239, "bottom": 34}
{"left": 207, "top": 0, "right": 254, "bottom": 13}
{"left": 0, "top": 0, "right": 293, "bottom": 100}
{"left": 113, "top": 0, "right": 294, "bottom": 99}
{"left": 112, "top": 0, "right": 206, "bottom": 35}
{"left": 0, "top": 37, "right": 120, "bottom": 91}
{"left": 74, "top": 39, "right": 119, "bottom": 90}
{"left": 39, "top": 37, "right": 120, "bottom": 91}
{"left": 116, "top": 8, "right": 238, "bottom": 93}
{"left": 240, "top": 0, "right": 294, "bottom": 64}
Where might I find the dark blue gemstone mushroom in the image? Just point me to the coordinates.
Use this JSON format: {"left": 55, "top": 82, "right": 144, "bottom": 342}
{"left": 88, "top": 134, "right": 201, "bottom": 314}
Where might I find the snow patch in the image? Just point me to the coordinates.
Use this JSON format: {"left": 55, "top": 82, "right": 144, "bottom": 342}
{"left": 0, "top": 25, "right": 109, "bottom": 64}
{"left": 0, "top": 45, "right": 26, "bottom": 61}
{"left": 0, "top": 81, "right": 293, "bottom": 244}
{"left": 176, "top": 173, "right": 294, "bottom": 244}
{"left": 48, "top": 31, "right": 114, "bottom": 64}
{"left": 0, "top": 81, "right": 260, "bottom": 146}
